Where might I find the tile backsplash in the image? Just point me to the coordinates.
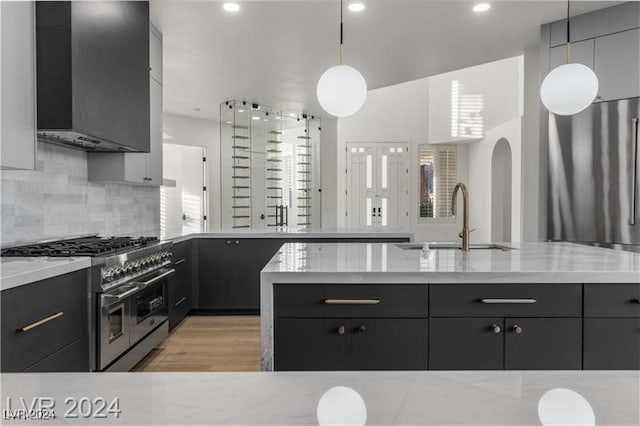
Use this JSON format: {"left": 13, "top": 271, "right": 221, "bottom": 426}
{"left": 1, "top": 142, "right": 160, "bottom": 245}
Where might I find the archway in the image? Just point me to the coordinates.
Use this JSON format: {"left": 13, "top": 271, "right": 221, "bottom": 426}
{"left": 491, "top": 138, "right": 512, "bottom": 242}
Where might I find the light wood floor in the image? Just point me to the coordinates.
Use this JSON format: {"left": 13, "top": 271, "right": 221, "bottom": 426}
{"left": 133, "top": 316, "right": 261, "bottom": 372}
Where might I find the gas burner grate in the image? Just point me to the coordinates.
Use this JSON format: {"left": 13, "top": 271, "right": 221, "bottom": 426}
{"left": 0, "top": 236, "right": 159, "bottom": 258}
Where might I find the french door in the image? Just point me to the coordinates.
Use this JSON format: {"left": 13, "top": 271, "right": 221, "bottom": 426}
{"left": 346, "top": 143, "right": 409, "bottom": 229}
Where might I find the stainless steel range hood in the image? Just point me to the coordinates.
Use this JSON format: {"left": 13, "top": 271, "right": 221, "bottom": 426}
{"left": 36, "top": 1, "right": 150, "bottom": 152}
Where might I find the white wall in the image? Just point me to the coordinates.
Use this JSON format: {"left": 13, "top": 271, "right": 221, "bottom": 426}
{"left": 162, "top": 113, "right": 220, "bottom": 230}
{"left": 337, "top": 55, "right": 524, "bottom": 242}
{"left": 337, "top": 77, "right": 468, "bottom": 241}
{"left": 522, "top": 45, "right": 546, "bottom": 242}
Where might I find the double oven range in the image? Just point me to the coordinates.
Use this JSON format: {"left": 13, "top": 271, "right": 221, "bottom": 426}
{"left": 2, "top": 236, "right": 174, "bottom": 371}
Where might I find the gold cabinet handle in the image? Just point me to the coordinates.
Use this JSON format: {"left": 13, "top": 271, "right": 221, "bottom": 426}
{"left": 17, "top": 312, "right": 64, "bottom": 332}
{"left": 337, "top": 325, "right": 346, "bottom": 335}
{"left": 491, "top": 324, "right": 501, "bottom": 334}
{"left": 513, "top": 324, "right": 523, "bottom": 334}
{"left": 174, "top": 258, "right": 186, "bottom": 266}
{"left": 481, "top": 298, "right": 537, "bottom": 304}
{"left": 174, "top": 297, "right": 187, "bottom": 307}
{"left": 323, "top": 299, "right": 380, "bottom": 305}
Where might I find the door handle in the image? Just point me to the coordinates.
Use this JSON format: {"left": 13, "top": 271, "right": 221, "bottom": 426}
{"left": 324, "top": 299, "right": 381, "bottom": 305}
{"left": 174, "top": 258, "right": 186, "bottom": 266}
{"left": 630, "top": 118, "right": 638, "bottom": 225}
{"left": 377, "top": 207, "right": 381, "bottom": 217}
{"left": 17, "top": 312, "right": 64, "bottom": 333}
{"left": 481, "top": 298, "right": 537, "bottom": 304}
{"left": 174, "top": 297, "right": 187, "bottom": 307}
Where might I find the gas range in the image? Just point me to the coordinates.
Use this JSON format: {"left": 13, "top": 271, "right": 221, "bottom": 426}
{"left": 1, "top": 236, "right": 173, "bottom": 293}
{"left": 1, "top": 236, "right": 175, "bottom": 371}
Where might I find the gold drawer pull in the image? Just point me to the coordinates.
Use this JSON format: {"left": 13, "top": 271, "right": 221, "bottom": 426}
{"left": 481, "top": 298, "right": 537, "bottom": 304}
{"left": 174, "top": 297, "right": 187, "bottom": 307}
{"left": 17, "top": 312, "right": 64, "bottom": 332}
{"left": 324, "top": 299, "right": 380, "bottom": 305}
{"left": 174, "top": 258, "right": 186, "bottom": 266}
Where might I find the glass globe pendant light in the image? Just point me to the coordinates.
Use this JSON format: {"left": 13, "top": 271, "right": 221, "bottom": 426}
{"left": 316, "top": 0, "right": 367, "bottom": 117}
{"left": 540, "top": 1, "right": 599, "bottom": 116}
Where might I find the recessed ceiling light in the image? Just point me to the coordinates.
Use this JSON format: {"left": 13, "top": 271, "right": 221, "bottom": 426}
{"left": 263, "top": 119, "right": 269, "bottom": 122}
{"left": 348, "top": 2, "right": 365, "bottom": 12}
{"left": 473, "top": 3, "right": 491, "bottom": 13}
{"left": 223, "top": 2, "right": 240, "bottom": 12}
{"left": 289, "top": 113, "right": 297, "bottom": 118}
{"left": 225, "top": 121, "right": 233, "bottom": 124}
{"left": 252, "top": 116, "right": 260, "bottom": 120}
{"left": 275, "top": 116, "right": 281, "bottom": 120}
{"left": 238, "top": 109, "right": 245, "bottom": 113}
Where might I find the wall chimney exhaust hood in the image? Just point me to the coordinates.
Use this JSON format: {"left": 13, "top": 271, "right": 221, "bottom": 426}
{"left": 36, "top": 1, "right": 150, "bottom": 152}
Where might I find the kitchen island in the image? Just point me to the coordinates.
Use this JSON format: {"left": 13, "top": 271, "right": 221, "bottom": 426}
{"left": 261, "top": 242, "right": 640, "bottom": 371}
{"left": 2, "top": 370, "right": 638, "bottom": 425}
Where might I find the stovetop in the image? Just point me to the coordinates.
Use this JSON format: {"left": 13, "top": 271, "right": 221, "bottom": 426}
{"left": 0, "top": 236, "right": 159, "bottom": 258}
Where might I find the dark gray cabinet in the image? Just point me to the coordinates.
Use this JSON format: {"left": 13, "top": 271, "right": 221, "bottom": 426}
{"left": 197, "top": 238, "right": 282, "bottom": 311}
{"left": 1, "top": 269, "right": 90, "bottom": 372}
{"left": 583, "top": 283, "right": 640, "bottom": 369}
{"left": 429, "top": 284, "right": 582, "bottom": 371}
{"left": 504, "top": 318, "right": 582, "bottom": 370}
{"left": 169, "top": 241, "right": 193, "bottom": 330}
{"left": 274, "top": 284, "right": 428, "bottom": 371}
{"left": 429, "top": 318, "right": 504, "bottom": 370}
{"left": 275, "top": 318, "right": 351, "bottom": 371}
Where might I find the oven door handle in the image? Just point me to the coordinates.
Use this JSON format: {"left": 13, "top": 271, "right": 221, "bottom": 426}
{"left": 101, "top": 286, "right": 140, "bottom": 307}
{"left": 135, "top": 269, "right": 175, "bottom": 289}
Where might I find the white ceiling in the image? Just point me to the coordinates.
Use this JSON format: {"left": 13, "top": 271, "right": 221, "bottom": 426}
{"left": 151, "top": 0, "right": 621, "bottom": 121}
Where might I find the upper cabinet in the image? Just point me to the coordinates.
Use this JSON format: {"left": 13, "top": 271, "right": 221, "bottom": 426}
{"left": 549, "top": 39, "right": 594, "bottom": 70}
{"left": 1, "top": 1, "right": 36, "bottom": 170}
{"left": 36, "top": 1, "right": 150, "bottom": 152}
{"left": 594, "top": 29, "right": 640, "bottom": 102}
{"left": 544, "top": 2, "right": 640, "bottom": 103}
{"left": 88, "top": 27, "right": 163, "bottom": 186}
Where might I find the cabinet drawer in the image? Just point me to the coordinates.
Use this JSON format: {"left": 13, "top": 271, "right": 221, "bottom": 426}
{"left": 1, "top": 269, "right": 89, "bottom": 372}
{"left": 274, "top": 284, "right": 428, "bottom": 318}
{"left": 172, "top": 241, "right": 192, "bottom": 265}
{"left": 584, "top": 318, "right": 640, "bottom": 369}
{"left": 430, "top": 284, "right": 581, "bottom": 317}
{"left": 24, "top": 336, "right": 89, "bottom": 372}
{"left": 584, "top": 284, "right": 640, "bottom": 317}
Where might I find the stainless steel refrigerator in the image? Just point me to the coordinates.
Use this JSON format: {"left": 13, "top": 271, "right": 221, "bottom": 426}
{"left": 548, "top": 98, "right": 640, "bottom": 249}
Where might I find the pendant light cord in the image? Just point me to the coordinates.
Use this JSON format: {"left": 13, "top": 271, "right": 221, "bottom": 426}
{"left": 339, "top": 0, "right": 344, "bottom": 64}
{"left": 566, "top": 0, "right": 571, "bottom": 63}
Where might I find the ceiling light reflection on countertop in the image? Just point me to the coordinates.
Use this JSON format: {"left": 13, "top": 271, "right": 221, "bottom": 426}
{"left": 473, "top": 3, "right": 491, "bottom": 13}
{"left": 223, "top": 2, "right": 240, "bottom": 12}
{"left": 348, "top": 2, "right": 365, "bottom": 12}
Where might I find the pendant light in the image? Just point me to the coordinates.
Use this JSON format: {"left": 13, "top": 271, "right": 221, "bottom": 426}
{"left": 316, "top": 0, "right": 367, "bottom": 117}
{"left": 540, "top": 1, "right": 599, "bottom": 116}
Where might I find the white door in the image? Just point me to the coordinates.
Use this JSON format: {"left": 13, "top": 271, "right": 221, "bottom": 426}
{"left": 346, "top": 143, "right": 409, "bottom": 229}
{"left": 161, "top": 144, "right": 208, "bottom": 234}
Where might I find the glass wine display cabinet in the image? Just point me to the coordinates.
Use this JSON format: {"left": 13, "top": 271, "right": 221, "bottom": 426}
{"left": 220, "top": 100, "right": 321, "bottom": 229}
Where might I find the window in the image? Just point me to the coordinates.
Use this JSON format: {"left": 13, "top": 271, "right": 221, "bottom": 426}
{"left": 419, "top": 146, "right": 457, "bottom": 218}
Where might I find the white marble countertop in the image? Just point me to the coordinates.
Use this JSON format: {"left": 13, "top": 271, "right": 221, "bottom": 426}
{"left": 261, "top": 241, "right": 640, "bottom": 283}
{"left": 0, "top": 257, "right": 91, "bottom": 291}
{"left": 1, "top": 371, "right": 638, "bottom": 425}
{"left": 160, "top": 228, "right": 413, "bottom": 243}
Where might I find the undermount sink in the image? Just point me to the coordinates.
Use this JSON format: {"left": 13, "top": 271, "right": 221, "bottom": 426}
{"left": 395, "top": 242, "right": 513, "bottom": 251}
